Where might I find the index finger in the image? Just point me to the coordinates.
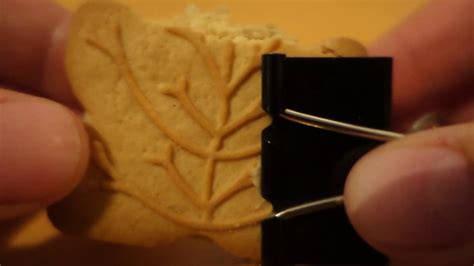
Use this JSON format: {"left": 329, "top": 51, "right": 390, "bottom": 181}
{"left": 0, "top": 0, "right": 77, "bottom": 106}
{"left": 369, "top": 0, "right": 473, "bottom": 129}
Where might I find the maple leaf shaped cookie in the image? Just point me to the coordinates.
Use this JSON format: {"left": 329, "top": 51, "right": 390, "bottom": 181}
{"left": 48, "top": 1, "right": 367, "bottom": 260}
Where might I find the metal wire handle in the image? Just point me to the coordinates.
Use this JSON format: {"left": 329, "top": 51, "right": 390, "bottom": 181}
{"left": 274, "top": 109, "right": 406, "bottom": 218}
{"left": 282, "top": 109, "right": 405, "bottom": 141}
{"left": 274, "top": 196, "right": 345, "bottom": 219}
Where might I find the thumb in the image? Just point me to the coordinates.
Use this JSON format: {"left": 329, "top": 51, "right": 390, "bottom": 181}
{"left": 345, "top": 124, "right": 474, "bottom": 265}
{"left": 0, "top": 89, "right": 89, "bottom": 220}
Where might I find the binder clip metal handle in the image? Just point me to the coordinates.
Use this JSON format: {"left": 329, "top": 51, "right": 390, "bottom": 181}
{"left": 274, "top": 109, "right": 405, "bottom": 216}
{"left": 282, "top": 108, "right": 404, "bottom": 141}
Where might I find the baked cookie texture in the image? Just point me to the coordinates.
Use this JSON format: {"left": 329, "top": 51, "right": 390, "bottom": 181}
{"left": 48, "top": 1, "right": 366, "bottom": 260}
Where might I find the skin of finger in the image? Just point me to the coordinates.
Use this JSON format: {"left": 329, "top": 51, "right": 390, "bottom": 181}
{"left": 42, "top": 17, "right": 80, "bottom": 108}
{"left": 369, "top": 0, "right": 474, "bottom": 129}
{"left": 389, "top": 241, "right": 474, "bottom": 266}
{"left": 0, "top": 89, "right": 89, "bottom": 211}
{"left": 0, "top": 204, "right": 43, "bottom": 221}
{"left": 345, "top": 124, "right": 474, "bottom": 263}
{"left": 0, "top": 0, "right": 75, "bottom": 105}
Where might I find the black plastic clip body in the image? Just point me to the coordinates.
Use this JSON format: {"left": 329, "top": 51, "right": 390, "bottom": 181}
{"left": 261, "top": 54, "right": 392, "bottom": 265}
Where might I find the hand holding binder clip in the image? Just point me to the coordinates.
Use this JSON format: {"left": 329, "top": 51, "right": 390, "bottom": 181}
{"left": 273, "top": 110, "right": 444, "bottom": 217}
{"left": 259, "top": 54, "right": 446, "bottom": 265}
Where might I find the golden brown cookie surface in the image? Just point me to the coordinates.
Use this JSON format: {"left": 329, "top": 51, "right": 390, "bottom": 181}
{"left": 48, "top": 1, "right": 365, "bottom": 260}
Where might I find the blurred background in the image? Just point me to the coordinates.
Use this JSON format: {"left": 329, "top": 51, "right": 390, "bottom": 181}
{"left": 57, "top": 0, "right": 428, "bottom": 46}
{"left": 1, "top": 0, "right": 428, "bottom": 265}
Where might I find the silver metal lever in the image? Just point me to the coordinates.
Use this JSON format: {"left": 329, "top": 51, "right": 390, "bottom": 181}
{"left": 274, "top": 195, "right": 345, "bottom": 219}
{"left": 282, "top": 109, "right": 405, "bottom": 141}
{"left": 275, "top": 109, "right": 406, "bottom": 217}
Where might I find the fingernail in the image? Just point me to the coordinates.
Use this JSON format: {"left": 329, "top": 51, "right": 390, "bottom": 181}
{"left": 347, "top": 147, "right": 473, "bottom": 251}
{"left": 42, "top": 18, "right": 79, "bottom": 107}
{"left": 0, "top": 100, "right": 86, "bottom": 205}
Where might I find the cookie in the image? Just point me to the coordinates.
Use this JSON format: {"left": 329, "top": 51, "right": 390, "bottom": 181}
{"left": 48, "top": 1, "right": 366, "bottom": 260}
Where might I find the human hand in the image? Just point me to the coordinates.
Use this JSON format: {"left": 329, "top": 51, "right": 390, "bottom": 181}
{"left": 0, "top": 0, "right": 89, "bottom": 221}
{"left": 345, "top": 0, "right": 473, "bottom": 265}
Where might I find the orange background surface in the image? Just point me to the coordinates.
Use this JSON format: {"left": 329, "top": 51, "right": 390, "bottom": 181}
{"left": 2, "top": 0, "right": 428, "bottom": 265}
{"left": 55, "top": 0, "right": 428, "bottom": 46}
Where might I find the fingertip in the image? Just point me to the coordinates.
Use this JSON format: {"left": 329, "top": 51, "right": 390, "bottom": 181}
{"left": 368, "top": 0, "right": 473, "bottom": 126}
{"left": 0, "top": 90, "right": 89, "bottom": 217}
{"left": 0, "top": 0, "right": 69, "bottom": 91}
{"left": 345, "top": 142, "right": 473, "bottom": 262}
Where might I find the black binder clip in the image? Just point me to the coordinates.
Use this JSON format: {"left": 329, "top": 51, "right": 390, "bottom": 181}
{"left": 261, "top": 54, "right": 403, "bottom": 265}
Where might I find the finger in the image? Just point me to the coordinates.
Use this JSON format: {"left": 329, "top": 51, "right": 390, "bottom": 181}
{"left": 369, "top": 0, "right": 474, "bottom": 129}
{"left": 345, "top": 124, "right": 474, "bottom": 265}
{"left": 0, "top": 0, "right": 77, "bottom": 106}
{"left": 0, "top": 89, "right": 89, "bottom": 220}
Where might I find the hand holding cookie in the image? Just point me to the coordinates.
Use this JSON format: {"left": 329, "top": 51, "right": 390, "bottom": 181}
{"left": 0, "top": 0, "right": 89, "bottom": 221}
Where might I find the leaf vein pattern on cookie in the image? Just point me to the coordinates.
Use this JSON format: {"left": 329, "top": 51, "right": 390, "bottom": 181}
{"left": 84, "top": 24, "right": 279, "bottom": 231}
